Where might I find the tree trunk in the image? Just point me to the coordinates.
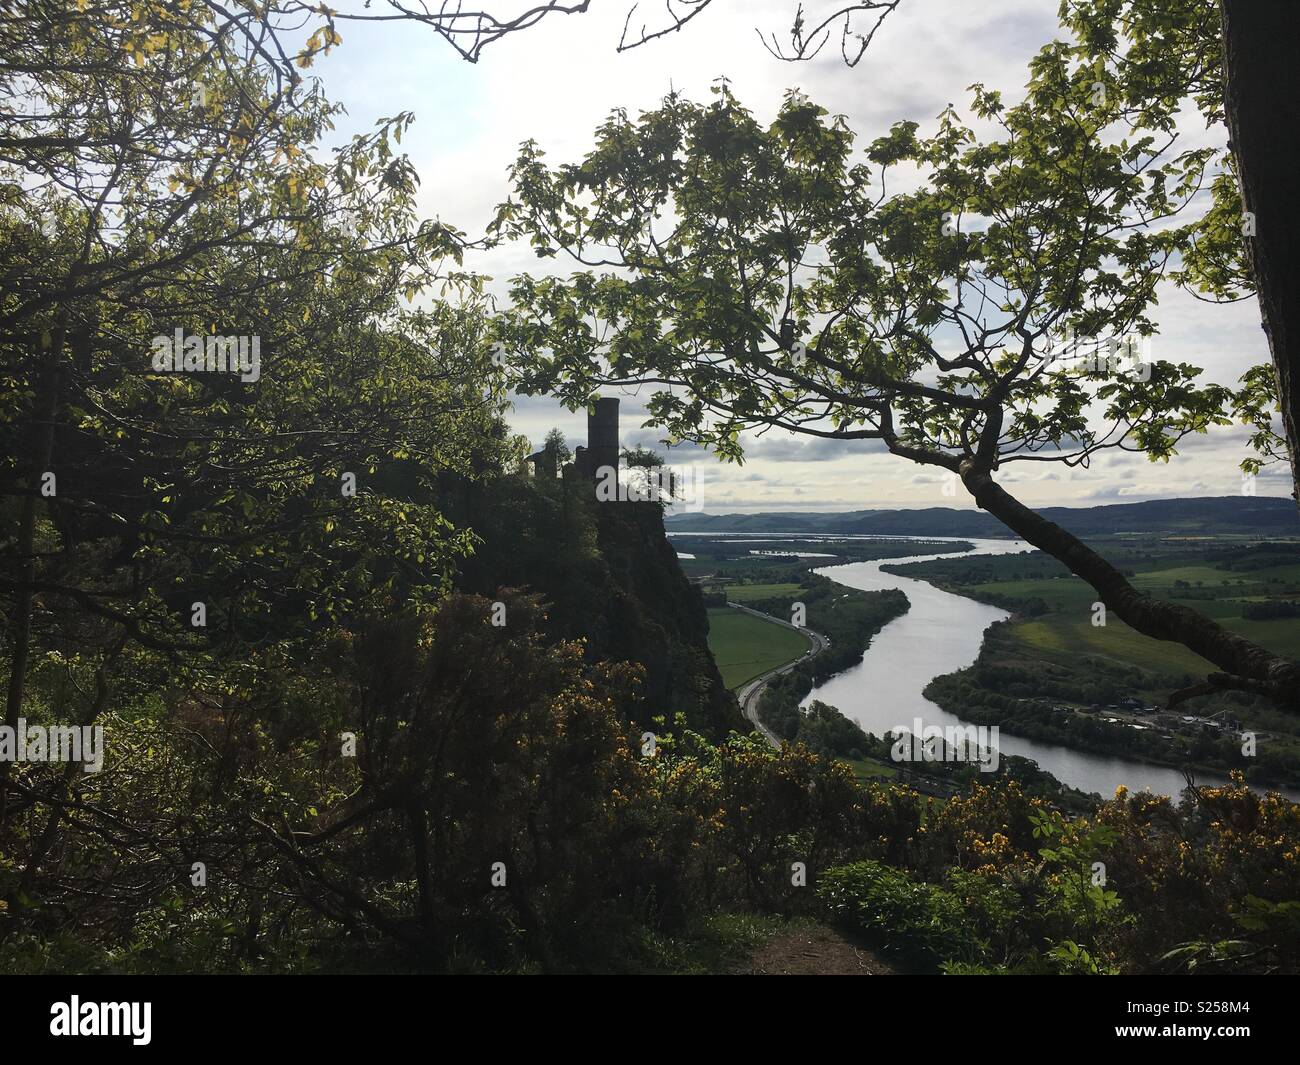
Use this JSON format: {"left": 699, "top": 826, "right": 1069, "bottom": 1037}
{"left": 6, "top": 659, "right": 115, "bottom": 937}
{"left": 1, "top": 323, "right": 65, "bottom": 821}
{"left": 1221, "top": 0, "right": 1300, "bottom": 507}
{"left": 408, "top": 803, "right": 436, "bottom": 940}
{"left": 961, "top": 462, "right": 1300, "bottom": 709}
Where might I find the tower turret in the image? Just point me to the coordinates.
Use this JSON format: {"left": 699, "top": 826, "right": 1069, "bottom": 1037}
{"left": 587, "top": 397, "right": 620, "bottom": 482}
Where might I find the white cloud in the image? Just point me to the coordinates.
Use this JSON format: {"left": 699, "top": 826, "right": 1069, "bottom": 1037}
{"left": 313, "top": 1, "right": 1273, "bottom": 514}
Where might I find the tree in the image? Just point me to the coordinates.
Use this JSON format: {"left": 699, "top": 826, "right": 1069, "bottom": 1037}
{"left": 0, "top": 1, "right": 520, "bottom": 815}
{"left": 621, "top": 446, "right": 666, "bottom": 468}
{"left": 744, "top": 0, "right": 1298, "bottom": 503}
{"left": 608, "top": 0, "right": 1300, "bottom": 505}
{"left": 489, "top": 72, "right": 1299, "bottom": 707}
{"left": 542, "top": 426, "right": 573, "bottom": 465}
{"left": 1045, "top": 0, "right": 1298, "bottom": 507}
{"left": 613, "top": 0, "right": 901, "bottom": 64}
{"left": 256, "top": 590, "right": 646, "bottom": 969}
{"left": 0, "top": 10, "right": 530, "bottom": 888}
{"left": 1216, "top": 1, "right": 1300, "bottom": 504}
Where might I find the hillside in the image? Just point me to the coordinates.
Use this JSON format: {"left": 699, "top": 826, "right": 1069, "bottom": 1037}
{"left": 665, "top": 496, "right": 1300, "bottom": 538}
{"left": 442, "top": 473, "right": 742, "bottom": 737}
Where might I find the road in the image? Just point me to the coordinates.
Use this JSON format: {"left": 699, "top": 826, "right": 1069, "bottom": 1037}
{"left": 727, "top": 601, "right": 830, "bottom": 748}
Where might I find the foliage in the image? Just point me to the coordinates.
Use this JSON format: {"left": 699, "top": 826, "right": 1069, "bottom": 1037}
{"left": 492, "top": 74, "right": 1230, "bottom": 471}
{"left": 486, "top": 6, "right": 1300, "bottom": 705}
{"left": 2, "top": 0, "right": 1298, "bottom": 979}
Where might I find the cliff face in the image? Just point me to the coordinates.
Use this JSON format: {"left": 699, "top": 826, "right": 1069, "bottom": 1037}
{"left": 590, "top": 499, "right": 741, "bottom": 736}
{"left": 443, "top": 474, "right": 742, "bottom": 738}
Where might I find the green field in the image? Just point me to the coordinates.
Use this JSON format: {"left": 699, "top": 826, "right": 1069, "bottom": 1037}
{"left": 1010, "top": 615, "right": 1214, "bottom": 675}
{"left": 723, "top": 582, "right": 805, "bottom": 603}
{"left": 845, "top": 758, "right": 899, "bottom": 783}
{"left": 961, "top": 560, "right": 1300, "bottom": 675}
{"left": 894, "top": 538, "right": 1300, "bottom": 709}
{"left": 706, "top": 606, "right": 810, "bottom": 690}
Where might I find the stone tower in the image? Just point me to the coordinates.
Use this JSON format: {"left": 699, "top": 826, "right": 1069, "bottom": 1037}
{"left": 587, "top": 397, "right": 620, "bottom": 479}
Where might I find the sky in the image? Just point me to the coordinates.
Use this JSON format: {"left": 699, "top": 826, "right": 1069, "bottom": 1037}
{"left": 309, "top": 0, "right": 1290, "bottom": 514}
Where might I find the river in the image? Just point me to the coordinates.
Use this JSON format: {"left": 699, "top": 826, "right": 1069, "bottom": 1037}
{"left": 785, "top": 536, "right": 1290, "bottom": 800}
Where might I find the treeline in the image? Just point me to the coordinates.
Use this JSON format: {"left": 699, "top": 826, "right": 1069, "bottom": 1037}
{"left": 1209, "top": 542, "right": 1300, "bottom": 572}
{"left": 1243, "top": 600, "right": 1300, "bottom": 620}
{"left": 927, "top": 626, "right": 1300, "bottom": 789}
{"left": 748, "top": 576, "right": 909, "bottom": 688}
{"left": 779, "top": 699, "right": 1092, "bottom": 808}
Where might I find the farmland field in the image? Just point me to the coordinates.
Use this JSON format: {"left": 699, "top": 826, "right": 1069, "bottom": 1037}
{"left": 890, "top": 538, "right": 1300, "bottom": 680}
{"left": 706, "top": 606, "right": 811, "bottom": 690}
{"left": 723, "top": 582, "right": 805, "bottom": 603}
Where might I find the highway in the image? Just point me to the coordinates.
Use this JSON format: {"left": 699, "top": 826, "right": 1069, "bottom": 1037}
{"left": 727, "top": 602, "right": 830, "bottom": 748}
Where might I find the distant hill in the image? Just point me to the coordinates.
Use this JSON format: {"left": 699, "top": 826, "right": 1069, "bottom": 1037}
{"left": 665, "top": 496, "right": 1300, "bottom": 538}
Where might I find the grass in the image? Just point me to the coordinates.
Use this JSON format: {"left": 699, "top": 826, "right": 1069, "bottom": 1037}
{"left": 845, "top": 758, "right": 899, "bottom": 782}
{"left": 629, "top": 914, "right": 797, "bottom": 975}
{"left": 724, "top": 582, "right": 805, "bottom": 603}
{"left": 706, "top": 606, "right": 811, "bottom": 690}
{"left": 1013, "top": 615, "right": 1216, "bottom": 676}
{"left": 962, "top": 560, "right": 1300, "bottom": 670}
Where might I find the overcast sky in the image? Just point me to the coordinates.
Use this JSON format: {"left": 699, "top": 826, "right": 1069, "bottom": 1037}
{"left": 312, "top": 0, "right": 1288, "bottom": 513}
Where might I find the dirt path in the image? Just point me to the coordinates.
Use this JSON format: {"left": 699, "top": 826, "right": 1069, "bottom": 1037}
{"left": 734, "top": 922, "right": 896, "bottom": 975}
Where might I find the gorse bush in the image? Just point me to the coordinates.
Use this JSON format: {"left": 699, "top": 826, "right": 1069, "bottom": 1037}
{"left": 5, "top": 598, "right": 1300, "bottom": 974}
{"left": 813, "top": 779, "right": 1300, "bottom": 975}
{"left": 818, "top": 861, "right": 981, "bottom": 969}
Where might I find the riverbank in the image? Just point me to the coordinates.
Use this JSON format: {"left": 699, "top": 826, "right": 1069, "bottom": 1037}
{"left": 923, "top": 624, "right": 1300, "bottom": 796}
{"left": 804, "top": 541, "right": 1299, "bottom": 801}
{"left": 886, "top": 541, "right": 1300, "bottom": 795}
{"left": 680, "top": 532, "right": 1294, "bottom": 799}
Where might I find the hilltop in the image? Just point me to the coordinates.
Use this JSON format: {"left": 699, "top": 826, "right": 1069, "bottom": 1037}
{"left": 665, "top": 496, "right": 1300, "bottom": 538}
